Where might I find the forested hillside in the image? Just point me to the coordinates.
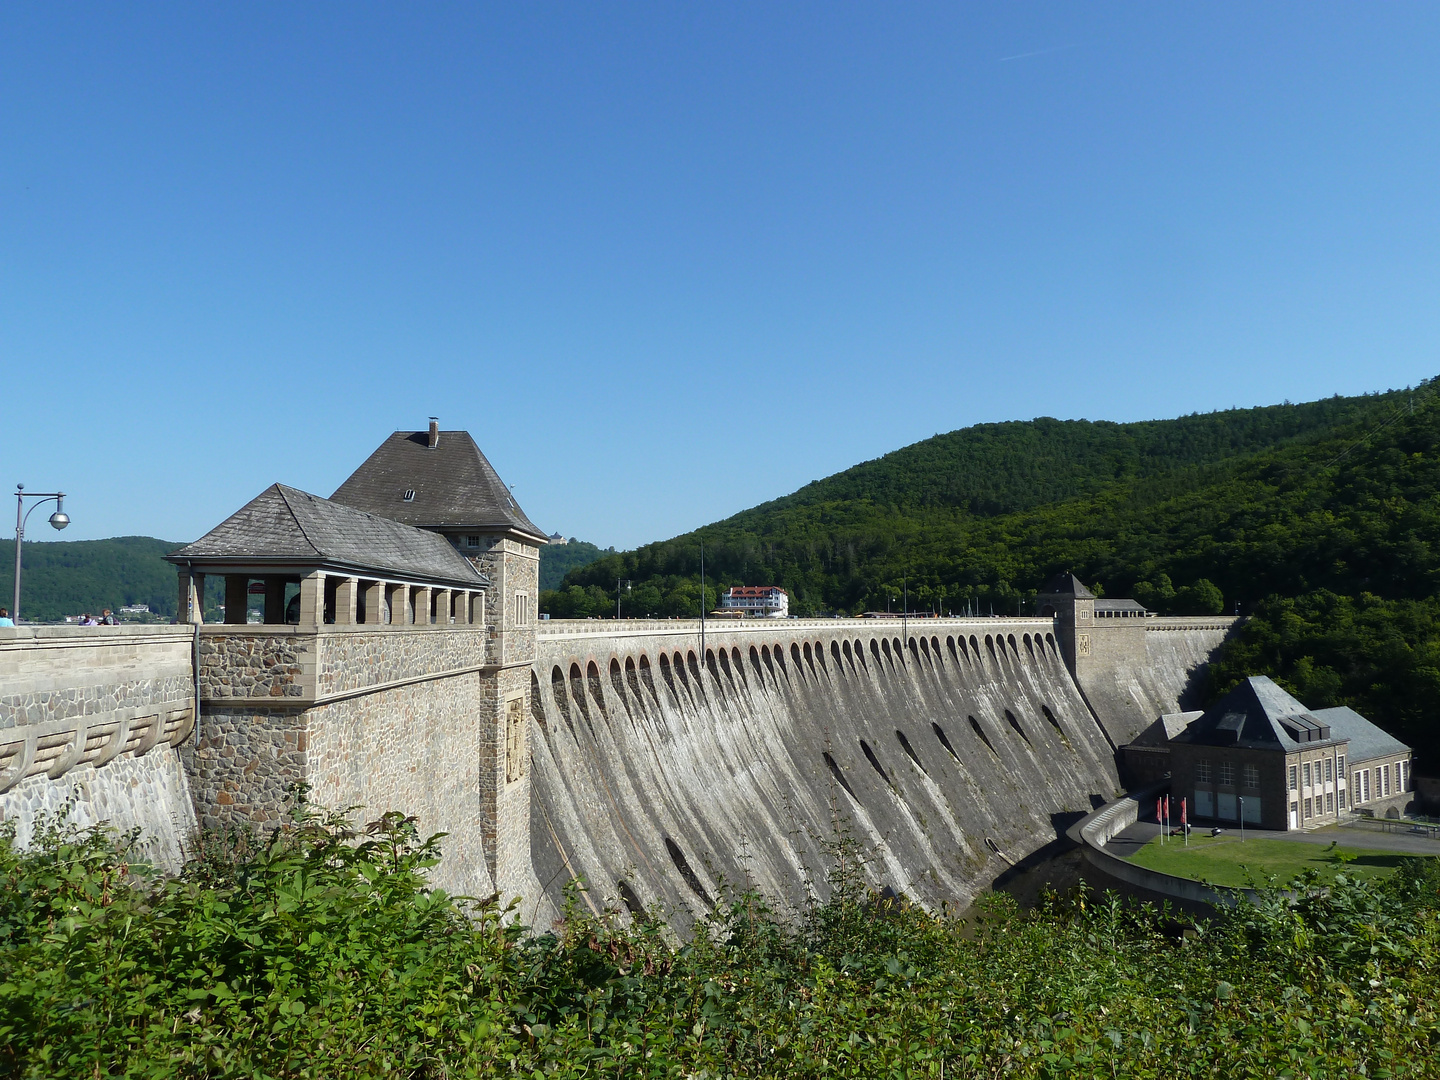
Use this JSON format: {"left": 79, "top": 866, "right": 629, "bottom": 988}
{"left": 0, "top": 536, "right": 184, "bottom": 621}
{"left": 556, "top": 381, "right": 1440, "bottom": 767}
{"left": 539, "top": 539, "right": 612, "bottom": 591}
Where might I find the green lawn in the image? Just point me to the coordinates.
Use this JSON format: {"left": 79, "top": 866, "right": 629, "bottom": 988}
{"left": 1126, "top": 833, "right": 1422, "bottom": 888}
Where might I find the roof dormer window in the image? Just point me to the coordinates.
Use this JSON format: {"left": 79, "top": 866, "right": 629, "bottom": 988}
{"left": 402, "top": 489, "right": 415, "bottom": 502}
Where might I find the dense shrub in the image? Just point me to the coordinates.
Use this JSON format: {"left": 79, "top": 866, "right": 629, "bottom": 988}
{"left": 2, "top": 803, "right": 1439, "bottom": 1078}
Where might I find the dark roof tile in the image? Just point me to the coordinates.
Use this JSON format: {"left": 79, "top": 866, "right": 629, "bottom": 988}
{"left": 167, "top": 484, "right": 487, "bottom": 589}
{"left": 330, "top": 430, "right": 546, "bottom": 542}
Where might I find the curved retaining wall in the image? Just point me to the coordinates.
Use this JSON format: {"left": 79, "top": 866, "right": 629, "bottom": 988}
{"left": 1068, "top": 783, "right": 1262, "bottom": 908}
{"left": 529, "top": 619, "right": 1121, "bottom": 929}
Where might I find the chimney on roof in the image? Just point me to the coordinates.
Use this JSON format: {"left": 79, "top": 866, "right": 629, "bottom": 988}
{"left": 427, "top": 418, "right": 439, "bottom": 449}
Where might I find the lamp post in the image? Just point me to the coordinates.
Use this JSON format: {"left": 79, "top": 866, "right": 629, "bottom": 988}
{"left": 616, "top": 578, "right": 630, "bottom": 620}
{"left": 1238, "top": 796, "right": 1245, "bottom": 843}
{"left": 13, "top": 484, "right": 71, "bottom": 623}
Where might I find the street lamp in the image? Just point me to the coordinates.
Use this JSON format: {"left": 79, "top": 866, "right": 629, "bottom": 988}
{"left": 13, "top": 484, "right": 70, "bottom": 623}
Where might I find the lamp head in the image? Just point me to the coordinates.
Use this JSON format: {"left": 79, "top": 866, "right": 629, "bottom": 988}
{"left": 49, "top": 495, "right": 68, "bottom": 530}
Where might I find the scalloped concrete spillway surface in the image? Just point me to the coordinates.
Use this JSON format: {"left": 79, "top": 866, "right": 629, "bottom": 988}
{"left": 529, "top": 620, "right": 1124, "bottom": 928}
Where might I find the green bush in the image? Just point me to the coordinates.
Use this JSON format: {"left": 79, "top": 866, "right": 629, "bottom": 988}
{"left": 2, "top": 804, "right": 1439, "bottom": 1078}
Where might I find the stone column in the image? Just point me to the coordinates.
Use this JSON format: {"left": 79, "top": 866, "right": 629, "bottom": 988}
{"left": 298, "top": 572, "right": 326, "bottom": 629}
{"left": 335, "top": 577, "right": 359, "bottom": 625}
{"left": 388, "top": 583, "right": 411, "bottom": 625}
{"left": 434, "top": 589, "right": 451, "bottom": 625}
{"left": 413, "top": 586, "right": 433, "bottom": 626}
{"left": 263, "top": 579, "right": 287, "bottom": 624}
{"left": 176, "top": 569, "right": 201, "bottom": 624}
{"left": 363, "top": 581, "right": 386, "bottom": 625}
{"left": 472, "top": 591, "right": 485, "bottom": 627}
{"left": 224, "top": 575, "right": 249, "bottom": 625}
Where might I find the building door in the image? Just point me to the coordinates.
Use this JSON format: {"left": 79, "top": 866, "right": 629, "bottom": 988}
{"left": 1217, "top": 793, "right": 1238, "bottom": 821}
{"left": 1195, "top": 790, "right": 1214, "bottom": 818}
{"left": 1289, "top": 802, "right": 1298, "bottom": 829}
{"left": 1243, "top": 798, "right": 1262, "bottom": 824}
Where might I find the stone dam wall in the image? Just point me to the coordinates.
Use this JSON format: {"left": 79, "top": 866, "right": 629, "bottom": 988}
{"left": 0, "top": 626, "right": 198, "bottom": 868}
{"left": 0, "top": 614, "right": 1237, "bottom": 921}
{"left": 528, "top": 619, "right": 1122, "bottom": 929}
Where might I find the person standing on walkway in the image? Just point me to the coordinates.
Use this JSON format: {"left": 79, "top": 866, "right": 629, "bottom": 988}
{"left": 0, "top": 607, "right": 13, "bottom": 626}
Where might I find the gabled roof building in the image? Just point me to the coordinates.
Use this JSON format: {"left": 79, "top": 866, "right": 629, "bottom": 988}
{"left": 1164, "top": 676, "right": 1413, "bottom": 829}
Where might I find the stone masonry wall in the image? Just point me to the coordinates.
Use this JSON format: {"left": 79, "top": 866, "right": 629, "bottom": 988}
{"left": 0, "top": 626, "right": 198, "bottom": 867}
{"left": 198, "top": 631, "right": 310, "bottom": 701}
{"left": 305, "top": 671, "right": 497, "bottom": 898}
{"left": 315, "top": 627, "right": 488, "bottom": 698}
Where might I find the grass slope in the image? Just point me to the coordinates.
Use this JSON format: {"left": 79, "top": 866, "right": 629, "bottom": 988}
{"left": 1127, "top": 833, "right": 1415, "bottom": 889}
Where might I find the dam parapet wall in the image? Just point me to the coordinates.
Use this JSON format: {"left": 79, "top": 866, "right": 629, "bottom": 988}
{"left": 0, "top": 625, "right": 198, "bottom": 867}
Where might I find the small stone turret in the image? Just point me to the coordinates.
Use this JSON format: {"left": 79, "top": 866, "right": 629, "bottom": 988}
{"left": 1035, "top": 572, "right": 1095, "bottom": 675}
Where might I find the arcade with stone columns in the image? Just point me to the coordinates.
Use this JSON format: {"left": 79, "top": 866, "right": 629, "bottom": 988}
{"left": 159, "top": 427, "right": 549, "bottom": 902}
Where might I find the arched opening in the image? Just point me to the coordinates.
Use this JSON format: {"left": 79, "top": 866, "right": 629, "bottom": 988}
{"left": 1004, "top": 709, "right": 1031, "bottom": 746}
{"left": 586, "top": 661, "right": 608, "bottom": 718}
{"left": 823, "top": 751, "right": 857, "bottom": 800}
{"left": 860, "top": 739, "right": 893, "bottom": 787}
{"left": 969, "top": 715, "right": 998, "bottom": 756}
{"left": 609, "top": 657, "right": 626, "bottom": 701}
{"left": 664, "top": 838, "right": 715, "bottom": 908}
{"left": 932, "top": 722, "right": 961, "bottom": 764}
{"left": 1041, "top": 704, "right": 1064, "bottom": 736}
{"left": 896, "top": 729, "right": 927, "bottom": 775}
{"left": 550, "top": 665, "right": 575, "bottom": 738}
{"left": 637, "top": 654, "right": 660, "bottom": 705}
{"left": 616, "top": 880, "right": 646, "bottom": 920}
{"left": 530, "top": 670, "right": 546, "bottom": 730}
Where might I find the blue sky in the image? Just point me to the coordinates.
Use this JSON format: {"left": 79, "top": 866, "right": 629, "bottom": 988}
{"left": 3, "top": 4, "right": 1439, "bottom": 548}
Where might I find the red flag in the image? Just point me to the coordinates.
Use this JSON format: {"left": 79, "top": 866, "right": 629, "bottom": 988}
{"left": 1165, "top": 795, "right": 1172, "bottom": 824}
{"left": 1157, "top": 797, "right": 1163, "bottom": 824}
{"left": 1181, "top": 797, "right": 1187, "bottom": 826}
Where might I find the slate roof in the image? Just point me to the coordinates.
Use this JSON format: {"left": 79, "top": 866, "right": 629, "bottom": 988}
{"left": 1038, "top": 572, "right": 1095, "bottom": 598}
{"left": 1171, "top": 676, "right": 1344, "bottom": 752}
{"left": 166, "top": 484, "right": 488, "bottom": 589}
{"left": 1312, "top": 706, "right": 1411, "bottom": 763}
{"left": 1095, "top": 598, "right": 1147, "bottom": 613}
{"left": 1130, "top": 711, "right": 1203, "bottom": 748}
{"left": 329, "top": 430, "right": 547, "bottom": 543}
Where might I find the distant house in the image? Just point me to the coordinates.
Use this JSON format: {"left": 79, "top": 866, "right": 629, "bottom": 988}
{"left": 119, "top": 604, "right": 150, "bottom": 614}
{"left": 547, "top": 532, "right": 569, "bottom": 545}
{"left": 720, "top": 586, "right": 789, "bottom": 618}
{"left": 1127, "top": 676, "right": 1414, "bottom": 829}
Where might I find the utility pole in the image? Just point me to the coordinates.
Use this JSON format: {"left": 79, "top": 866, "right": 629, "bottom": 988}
{"left": 616, "top": 578, "right": 630, "bottom": 620}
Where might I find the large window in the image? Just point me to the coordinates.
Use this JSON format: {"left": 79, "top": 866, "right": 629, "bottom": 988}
{"left": 1219, "top": 761, "right": 1235, "bottom": 786}
{"left": 1196, "top": 760, "right": 1212, "bottom": 783}
{"left": 1383, "top": 765, "right": 1392, "bottom": 797}
{"left": 1289, "top": 765, "right": 1298, "bottom": 791}
{"left": 1363, "top": 770, "right": 1371, "bottom": 802}
{"left": 1303, "top": 762, "right": 1312, "bottom": 788}
{"left": 1324, "top": 759, "right": 1333, "bottom": 783}
{"left": 1337, "top": 754, "right": 1346, "bottom": 777}
{"left": 514, "top": 592, "right": 531, "bottom": 627}
{"left": 1325, "top": 792, "right": 1334, "bottom": 814}
{"left": 1304, "top": 798, "right": 1313, "bottom": 819}
{"left": 1244, "top": 764, "right": 1260, "bottom": 788}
